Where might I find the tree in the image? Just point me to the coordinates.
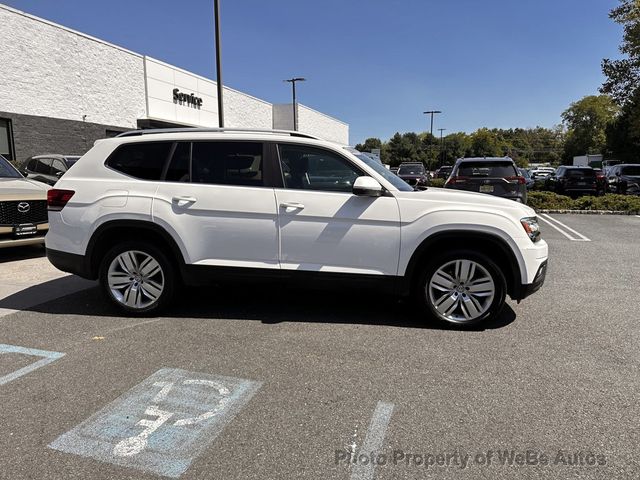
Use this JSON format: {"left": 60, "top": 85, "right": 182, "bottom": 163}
{"left": 601, "top": 0, "right": 640, "bottom": 161}
{"left": 606, "top": 89, "right": 640, "bottom": 161}
{"left": 561, "top": 95, "right": 619, "bottom": 162}
{"left": 469, "top": 128, "right": 503, "bottom": 157}
{"left": 354, "top": 137, "right": 382, "bottom": 153}
{"left": 601, "top": 0, "right": 640, "bottom": 106}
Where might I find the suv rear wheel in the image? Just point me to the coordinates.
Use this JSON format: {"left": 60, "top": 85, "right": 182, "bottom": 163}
{"left": 418, "top": 250, "right": 506, "bottom": 327}
{"left": 99, "top": 242, "right": 176, "bottom": 315}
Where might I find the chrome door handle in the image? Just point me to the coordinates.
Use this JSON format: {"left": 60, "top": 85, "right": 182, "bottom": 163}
{"left": 279, "top": 202, "right": 305, "bottom": 210}
{"left": 172, "top": 196, "right": 197, "bottom": 204}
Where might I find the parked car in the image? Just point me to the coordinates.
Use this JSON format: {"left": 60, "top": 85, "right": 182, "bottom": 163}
{"left": 434, "top": 165, "right": 453, "bottom": 179}
{"left": 46, "top": 127, "right": 547, "bottom": 327}
{"left": 444, "top": 157, "right": 527, "bottom": 203}
{"left": 0, "top": 154, "right": 49, "bottom": 248}
{"left": 602, "top": 159, "right": 622, "bottom": 176}
{"left": 396, "top": 162, "right": 429, "bottom": 189}
{"left": 546, "top": 166, "right": 597, "bottom": 196}
{"left": 19, "top": 154, "right": 81, "bottom": 186}
{"left": 518, "top": 168, "right": 535, "bottom": 190}
{"left": 606, "top": 164, "right": 640, "bottom": 195}
{"left": 530, "top": 167, "right": 556, "bottom": 182}
{"left": 390, "top": 166, "right": 399, "bottom": 175}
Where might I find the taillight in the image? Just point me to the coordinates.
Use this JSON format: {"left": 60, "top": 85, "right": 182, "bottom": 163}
{"left": 446, "top": 176, "right": 469, "bottom": 185}
{"left": 47, "top": 189, "right": 75, "bottom": 211}
{"left": 507, "top": 176, "right": 526, "bottom": 185}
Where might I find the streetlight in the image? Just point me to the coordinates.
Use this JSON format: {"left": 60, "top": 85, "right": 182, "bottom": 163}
{"left": 284, "top": 77, "right": 306, "bottom": 131}
{"left": 423, "top": 110, "right": 442, "bottom": 164}
{"left": 438, "top": 128, "right": 447, "bottom": 166}
{"left": 423, "top": 110, "right": 442, "bottom": 139}
{"left": 214, "top": 0, "right": 224, "bottom": 127}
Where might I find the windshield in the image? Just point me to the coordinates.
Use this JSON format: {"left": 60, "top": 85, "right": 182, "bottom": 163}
{"left": 349, "top": 152, "right": 413, "bottom": 191}
{"left": 621, "top": 166, "right": 640, "bottom": 176}
{"left": 397, "top": 164, "right": 425, "bottom": 175}
{"left": 518, "top": 168, "right": 531, "bottom": 179}
{"left": 0, "top": 155, "right": 22, "bottom": 178}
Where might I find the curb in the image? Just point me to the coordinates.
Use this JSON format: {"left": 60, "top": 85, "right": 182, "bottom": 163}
{"left": 536, "top": 209, "right": 638, "bottom": 215}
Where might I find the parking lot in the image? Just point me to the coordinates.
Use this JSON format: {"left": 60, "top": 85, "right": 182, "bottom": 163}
{"left": 0, "top": 214, "right": 638, "bottom": 480}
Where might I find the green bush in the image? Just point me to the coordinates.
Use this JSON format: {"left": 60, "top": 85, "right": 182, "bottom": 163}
{"left": 430, "top": 178, "right": 446, "bottom": 188}
{"left": 527, "top": 192, "right": 575, "bottom": 210}
{"left": 527, "top": 192, "right": 640, "bottom": 213}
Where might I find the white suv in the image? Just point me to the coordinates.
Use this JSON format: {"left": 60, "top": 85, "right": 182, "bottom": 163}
{"left": 46, "top": 128, "right": 548, "bottom": 326}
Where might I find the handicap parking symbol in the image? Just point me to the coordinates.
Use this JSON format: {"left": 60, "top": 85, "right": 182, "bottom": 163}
{"left": 49, "top": 368, "right": 261, "bottom": 478}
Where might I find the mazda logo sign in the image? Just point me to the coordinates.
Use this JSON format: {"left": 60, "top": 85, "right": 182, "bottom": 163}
{"left": 17, "top": 202, "right": 31, "bottom": 213}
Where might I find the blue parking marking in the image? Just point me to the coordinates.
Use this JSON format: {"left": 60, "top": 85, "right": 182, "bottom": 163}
{"left": 49, "top": 368, "right": 261, "bottom": 478}
{"left": 0, "top": 343, "right": 65, "bottom": 386}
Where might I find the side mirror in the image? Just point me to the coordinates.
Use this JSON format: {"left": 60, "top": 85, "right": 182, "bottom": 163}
{"left": 353, "top": 176, "right": 383, "bottom": 197}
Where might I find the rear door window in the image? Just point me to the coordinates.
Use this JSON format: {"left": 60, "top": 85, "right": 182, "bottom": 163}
{"left": 191, "top": 141, "right": 264, "bottom": 187}
{"left": 165, "top": 142, "right": 191, "bottom": 182}
{"left": 106, "top": 142, "right": 173, "bottom": 180}
{"left": 50, "top": 159, "right": 66, "bottom": 176}
{"left": 457, "top": 162, "right": 517, "bottom": 178}
{"left": 621, "top": 166, "right": 640, "bottom": 176}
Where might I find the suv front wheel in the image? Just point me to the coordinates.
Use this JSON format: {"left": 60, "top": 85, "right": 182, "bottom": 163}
{"left": 99, "top": 242, "right": 176, "bottom": 315}
{"left": 418, "top": 250, "right": 506, "bottom": 327}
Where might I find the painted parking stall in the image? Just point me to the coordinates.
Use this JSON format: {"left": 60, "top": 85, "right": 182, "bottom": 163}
{"left": 49, "top": 368, "right": 261, "bottom": 478}
{"left": 538, "top": 214, "right": 591, "bottom": 242}
{"left": 0, "top": 343, "right": 65, "bottom": 386}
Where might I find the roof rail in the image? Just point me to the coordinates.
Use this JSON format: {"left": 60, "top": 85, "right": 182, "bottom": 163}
{"left": 116, "top": 127, "right": 322, "bottom": 140}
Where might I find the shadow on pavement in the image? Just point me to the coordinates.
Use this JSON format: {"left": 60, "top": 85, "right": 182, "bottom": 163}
{"left": 0, "top": 245, "right": 46, "bottom": 264}
{"left": 1, "top": 276, "right": 517, "bottom": 331}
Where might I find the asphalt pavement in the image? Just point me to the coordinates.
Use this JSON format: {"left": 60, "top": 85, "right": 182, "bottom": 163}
{"left": 0, "top": 215, "right": 638, "bottom": 479}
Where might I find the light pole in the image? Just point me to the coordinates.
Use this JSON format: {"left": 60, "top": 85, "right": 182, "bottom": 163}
{"left": 423, "top": 110, "right": 442, "bottom": 139}
{"left": 284, "top": 77, "right": 306, "bottom": 131}
{"left": 423, "top": 110, "right": 441, "bottom": 164}
{"left": 214, "top": 0, "right": 224, "bottom": 127}
{"left": 438, "top": 128, "right": 447, "bottom": 166}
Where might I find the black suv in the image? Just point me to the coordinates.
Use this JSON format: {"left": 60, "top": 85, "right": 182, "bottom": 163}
{"left": 444, "top": 157, "right": 527, "bottom": 203}
{"left": 606, "top": 164, "right": 640, "bottom": 195}
{"left": 20, "top": 155, "right": 81, "bottom": 186}
{"left": 396, "top": 162, "right": 429, "bottom": 189}
{"left": 546, "top": 166, "right": 597, "bottom": 196}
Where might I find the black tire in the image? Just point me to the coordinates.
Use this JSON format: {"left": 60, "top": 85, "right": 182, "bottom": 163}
{"left": 98, "top": 241, "right": 176, "bottom": 316}
{"left": 415, "top": 249, "right": 506, "bottom": 327}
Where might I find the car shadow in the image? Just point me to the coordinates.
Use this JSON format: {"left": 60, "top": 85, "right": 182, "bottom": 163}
{"left": 0, "top": 245, "right": 46, "bottom": 264}
{"left": 1, "top": 276, "right": 517, "bottom": 331}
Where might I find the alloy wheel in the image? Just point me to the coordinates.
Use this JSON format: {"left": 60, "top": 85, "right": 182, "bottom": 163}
{"left": 427, "top": 259, "right": 495, "bottom": 323}
{"left": 107, "top": 250, "right": 165, "bottom": 310}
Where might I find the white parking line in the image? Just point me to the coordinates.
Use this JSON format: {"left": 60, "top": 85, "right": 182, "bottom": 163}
{"left": 350, "top": 401, "right": 394, "bottom": 480}
{"left": 539, "top": 214, "right": 591, "bottom": 242}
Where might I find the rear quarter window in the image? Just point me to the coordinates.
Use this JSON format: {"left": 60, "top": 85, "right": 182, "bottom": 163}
{"left": 106, "top": 142, "right": 173, "bottom": 180}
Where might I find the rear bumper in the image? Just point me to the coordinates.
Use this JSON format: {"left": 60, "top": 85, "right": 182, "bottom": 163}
{"left": 46, "top": 248, "right": 94, "bottom": 279}
{"left": 513, "top": 260, "right": 547, "bottom": 301}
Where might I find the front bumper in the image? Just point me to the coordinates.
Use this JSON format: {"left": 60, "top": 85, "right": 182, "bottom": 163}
{"left": 513, "top": 260, "right": 547, "bottom": 301}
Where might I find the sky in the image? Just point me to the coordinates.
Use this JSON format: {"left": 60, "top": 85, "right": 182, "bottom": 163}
{"left": 2, "top": 0, "right": 624, "bottom": 145}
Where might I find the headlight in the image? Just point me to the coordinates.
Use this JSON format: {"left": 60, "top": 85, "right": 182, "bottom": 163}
{"left": 521, "top": 217, "right": 541, "bottom": 242}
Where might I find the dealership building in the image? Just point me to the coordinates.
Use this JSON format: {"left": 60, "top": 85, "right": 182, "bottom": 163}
{"left": 0, "top": 4, "right": 349, "bottom": 163}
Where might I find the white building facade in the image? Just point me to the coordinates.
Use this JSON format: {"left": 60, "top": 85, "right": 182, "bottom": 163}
{"left": 0, "top": 4, "right": 349, "bottom": 163}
